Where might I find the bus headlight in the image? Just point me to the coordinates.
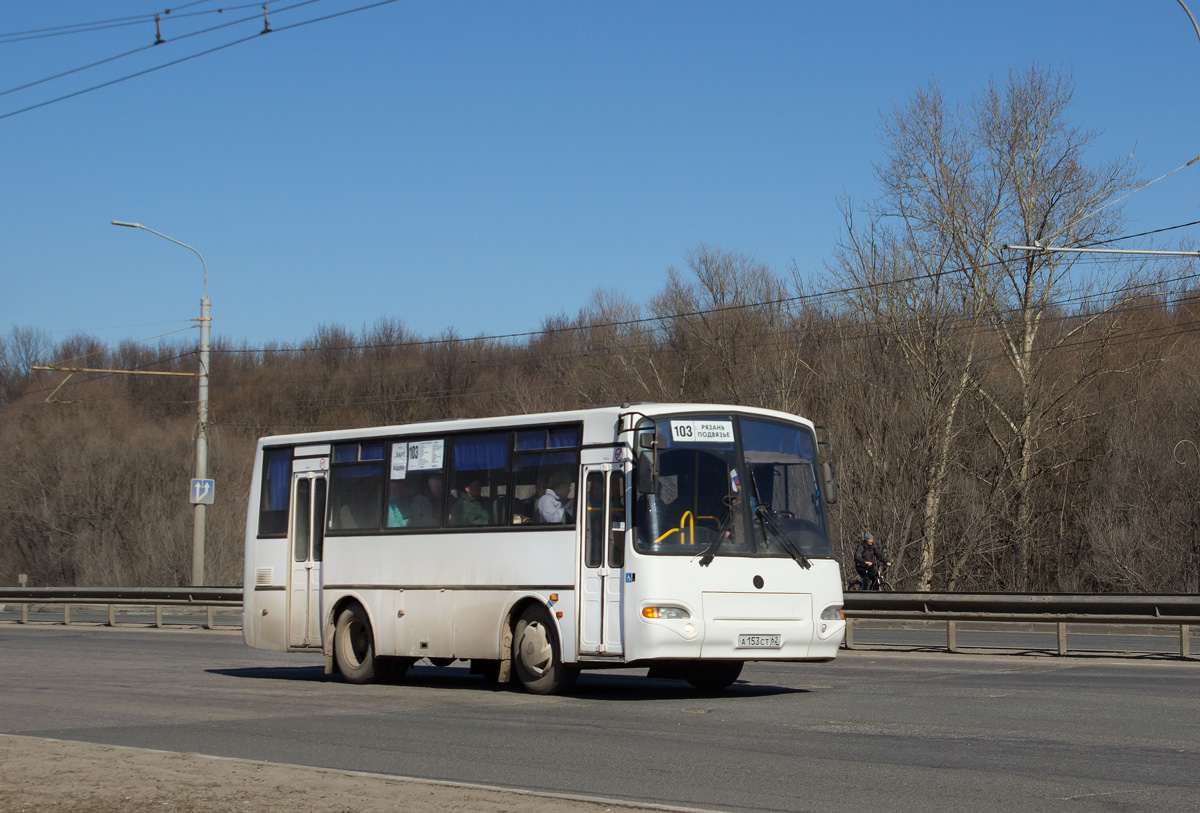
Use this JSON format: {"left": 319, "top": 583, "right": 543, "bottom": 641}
{"left": 642, "top": 606, "right": 691, "bottom": 620}
{"left": 818, "top": 605, "right": 843, "bottom": 637}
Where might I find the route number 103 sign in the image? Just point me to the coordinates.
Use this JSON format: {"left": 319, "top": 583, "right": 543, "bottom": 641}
{"left": 670, "top": 420, "right": 734, "bottom": 444}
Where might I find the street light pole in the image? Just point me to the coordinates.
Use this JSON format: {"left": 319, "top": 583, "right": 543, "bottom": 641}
{"left": 112, "top": 220, "right": 210, "bottom": 586}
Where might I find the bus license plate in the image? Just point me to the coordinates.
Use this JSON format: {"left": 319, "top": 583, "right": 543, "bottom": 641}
{"left": 737, "top": 634, "right": 781, "bottom": 649}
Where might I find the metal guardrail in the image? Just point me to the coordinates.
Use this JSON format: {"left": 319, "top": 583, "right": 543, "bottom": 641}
{"left": 1, "top": 588, "right": 1197, "bottom": 657}
{"left": 842, "top": 592, "right": 1200, "bottom": 658}
{"left": 0, "top": 586, "right": 241, "bottom": 630}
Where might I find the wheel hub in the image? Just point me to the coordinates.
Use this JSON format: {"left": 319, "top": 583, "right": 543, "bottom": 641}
{"left": 518, "top": 621, "right": 553, "bottom": 677}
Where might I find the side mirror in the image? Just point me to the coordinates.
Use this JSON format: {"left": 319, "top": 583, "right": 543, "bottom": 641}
{"left": 822, "top": 461, "right": 839, "bottom": 505}
{"left": 814, "top": 425, "right": 838, "bottom": 506}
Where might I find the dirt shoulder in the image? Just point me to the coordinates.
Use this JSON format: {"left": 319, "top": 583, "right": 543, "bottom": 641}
{"left": 0, "top": 734, "right": 659, "bottom": 813}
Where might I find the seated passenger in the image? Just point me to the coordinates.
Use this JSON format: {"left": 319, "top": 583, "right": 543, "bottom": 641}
{"left": 336, "top": 501, "right": 357, "bottom": 530}
{"left": 386, "top": 480, "right": 411, "bottom": 528}
{"left": 536, "top": 472, "right": 575, "bottom": 524}
{"left": 409, "top": 473, "right": 445, "bottom": 527}
{"left": 450, "top": 476, "right": 489, "bottom": 526}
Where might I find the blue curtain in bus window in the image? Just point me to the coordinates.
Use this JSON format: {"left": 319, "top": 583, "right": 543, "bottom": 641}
{"left": 452, "top": 433, "right": 510, "bottom": 471}
{"left": 265, "top": 449, "right": 292, "bottom": 507}
{"left": 516, "top": 426, "right": 580, "bottom": 451}
{"left": 516, "top": 430, "right": 543, "bottom": 451}
{"left": 258, "top": 447, "right": 293, "bottom": 536}
{"left": 333, "top": 444, "right": 358, "bottom": 464}
{"left": 740, "top": 418, "right": 816, "bottom": 459}
{"left": 548, "top": 427, "right": 579, "bottom": 448}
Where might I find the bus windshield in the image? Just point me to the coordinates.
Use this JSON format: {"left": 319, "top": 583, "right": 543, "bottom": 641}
{"left": 634, "top": 415, "right": 834, "bottom": 561}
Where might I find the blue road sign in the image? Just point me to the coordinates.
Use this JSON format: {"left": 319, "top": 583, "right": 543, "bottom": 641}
{"left": 190, "top": 479, "right": 215, "bottom": 505}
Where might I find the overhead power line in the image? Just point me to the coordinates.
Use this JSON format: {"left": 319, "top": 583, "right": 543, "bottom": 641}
{"left": 0, "top": 0, "right": 400, "bottom": 120}
{"left": 10, "top": 289, "right": 1200, "bottom": 419}
{"left": 210, "top": 220, "right": 1200, "bottom": 358}
{"left": 0, "top": 2, "right": 252, "bottom": 43}
{"left": 170, "top": 315, "right": 1200, "bottom": 424}
{"left": 0, "top": 2, "right": 310, "bottom": 99}
{"left": 196, "top": 286, "right": 1200, "bottom": 403}
{"left": 8, "top": 220, "right": 1200, "bottom": 411}
{"left": 15, "top": 263, "right": 1199, "bottom": 411}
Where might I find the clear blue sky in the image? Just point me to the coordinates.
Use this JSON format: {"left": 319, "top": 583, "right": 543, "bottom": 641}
{"left": 3, "top": 1, "right": 1198, "bottom": 351}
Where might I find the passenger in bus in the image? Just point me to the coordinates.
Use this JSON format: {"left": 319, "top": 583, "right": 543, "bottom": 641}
{"left": 336, "top": 478, "right": 381, "bottom": 530}
{"left": 536, "top": 471, "right": 575, "bottom": 524}
{"left": 410, "top": 473, "right": 445, "bottom": 527}
{"left": 451, "top": 476, "right": 490, "bottom": 525}
{"left": 386, "top": 480, "right": 411, "bottom": 528}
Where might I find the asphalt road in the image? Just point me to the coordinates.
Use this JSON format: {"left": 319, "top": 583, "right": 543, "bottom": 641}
{"left": 1, "top": 624, "right": 1196, "bottom": 812}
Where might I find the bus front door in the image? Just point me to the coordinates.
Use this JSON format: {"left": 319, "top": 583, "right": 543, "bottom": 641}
{"left": 287, "top": 472, "right": 327, "bottom": 649}
{"left": 578, "top": 464, "right": 626, "bottom": 657}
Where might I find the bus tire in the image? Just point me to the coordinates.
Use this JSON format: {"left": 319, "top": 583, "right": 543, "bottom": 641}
{"left": 512, "top": 605, "right": 578, "bottom": 695}
{"left": 683, "top": 660, "right": 743, "bottom": 690}
{"left": 334, "top": 605, "right": 378, "bottom": 684}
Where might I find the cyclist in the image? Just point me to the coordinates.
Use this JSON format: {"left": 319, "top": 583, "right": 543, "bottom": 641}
{"left": 854, "top": 532, "right": 892, "bottom": 590}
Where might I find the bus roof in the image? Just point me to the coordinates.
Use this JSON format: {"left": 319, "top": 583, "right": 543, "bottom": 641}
{"left": 255, "top": 402, "right": 815, "bottom": 449}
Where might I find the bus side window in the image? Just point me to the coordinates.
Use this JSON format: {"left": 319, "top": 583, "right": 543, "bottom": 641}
{"left": 403, "top": 470, "right": 446, "bottom": 528}
{"left": 447, "top": 433, "right": 509, "bottom": 528}
{"left": 328, "top": 442, "right": 385, "bottom": 531}
{"left": 608, "top": 470, "right": 625, "bottom": 568}
{"left": 513, "top": 452, "right": 580, "bottom": 525}
{"left": 584, "top": 472, "right": 604, "bottom": 566}
{"left": 258, "top": 447, "right": 293, "bottom": 537}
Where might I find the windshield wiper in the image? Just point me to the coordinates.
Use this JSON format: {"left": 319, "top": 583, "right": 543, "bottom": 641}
{"left": 749, "top": 470, "right": 812, "bottom": 570}
{"left": 698, "top": 493, "right": 737, "bottom": 567}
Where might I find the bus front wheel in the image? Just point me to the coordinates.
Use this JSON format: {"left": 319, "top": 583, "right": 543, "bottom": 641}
{"left": 683, "top": 660, "right": 743, "bottom": 690}
{"left": 512, "top": 605, "right": 578, "bottom": 695}
{"left": 334, "top": 605, "right": 378, "bottom": 684}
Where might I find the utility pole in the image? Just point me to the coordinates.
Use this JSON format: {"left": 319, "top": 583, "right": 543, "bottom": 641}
{"left": 195, "top": 288, "right": 211, "bottom": 587}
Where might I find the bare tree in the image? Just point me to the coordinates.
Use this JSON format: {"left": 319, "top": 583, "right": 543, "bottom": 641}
{"left": 849, "top": 65, "right": 1144, "bottom": 589}
{"left": 830, "top": 198, "right": 978, "bottom": 590}
{"left": 1, "top": 326, "right": 51, "bottom": 403}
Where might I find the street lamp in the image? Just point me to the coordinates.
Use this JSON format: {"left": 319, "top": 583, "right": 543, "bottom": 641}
{"left": 112, "top": 220, "right": 211, "bottom": 586}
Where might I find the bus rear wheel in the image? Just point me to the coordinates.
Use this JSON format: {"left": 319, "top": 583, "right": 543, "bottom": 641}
{"left": 683, "top": 660, "right": 743, "bottom": 690}
{"left": 512, "top": 605, "right": 578, "bottom": 695}
{"left": 334, "top": 605, "right": 378, "bottom": 684}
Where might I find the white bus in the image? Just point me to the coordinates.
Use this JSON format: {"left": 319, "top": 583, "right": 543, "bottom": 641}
{"left": 243, "top": 403, "right": 845, "bottom": 694}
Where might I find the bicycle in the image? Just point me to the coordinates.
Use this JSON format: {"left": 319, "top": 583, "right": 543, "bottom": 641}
{"left": 846, "top": 561, "right": 892, "bottom": 592}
